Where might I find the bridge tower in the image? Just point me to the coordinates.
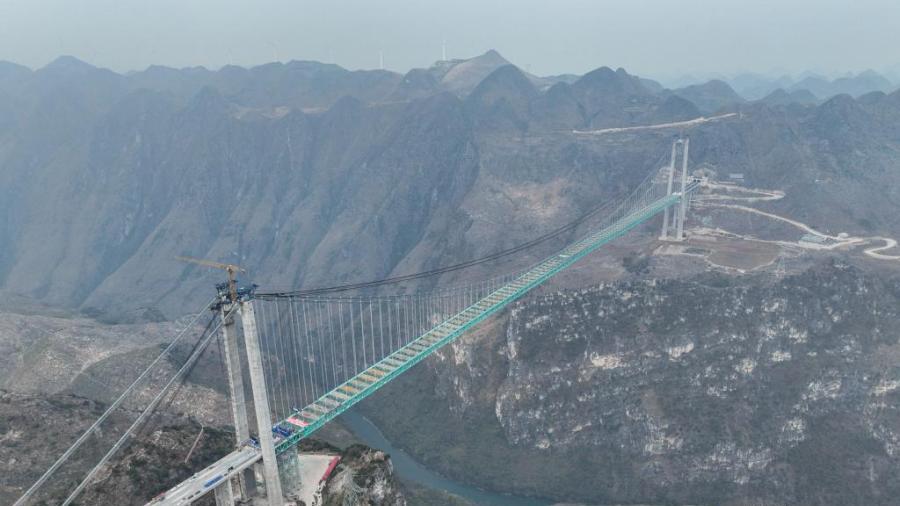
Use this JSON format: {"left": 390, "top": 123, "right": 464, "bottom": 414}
{"left": 675, "top": 137, "right": 691, "bottom": 241}
{"left": 660, "top": 137, "right": 691, "bottom": 242}
{"left": 660, "top": 140, "right": 679, "bottom": 240}
{"left": 213, "top": 282, "right": 285, "bottom": 506}
{"left": 217, "top": 294, "right": 256, "bottom": 503}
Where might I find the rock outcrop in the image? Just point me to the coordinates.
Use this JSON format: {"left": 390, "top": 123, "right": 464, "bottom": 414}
{"left": 363, "top": 261, "right": 900, "bottom": 505}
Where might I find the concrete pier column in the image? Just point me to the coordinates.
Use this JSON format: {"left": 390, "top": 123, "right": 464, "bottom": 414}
{"left": 214, "top": 481, "right": 236, "bottom": 506}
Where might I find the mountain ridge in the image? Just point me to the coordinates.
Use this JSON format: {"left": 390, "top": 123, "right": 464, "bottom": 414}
{"left": 4, "top": 55, "right": 900, "bottom": 319}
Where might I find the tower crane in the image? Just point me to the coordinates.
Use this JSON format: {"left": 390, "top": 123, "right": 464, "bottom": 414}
{"left": 177, "top": 256, "right": 245, "bottom": 305}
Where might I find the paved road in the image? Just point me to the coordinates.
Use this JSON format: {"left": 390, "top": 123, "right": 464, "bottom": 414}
{"left": 148, "top": 446, "right": 261, "bottom": 505}
{"left": 573, "top": 112, "right": 738, "bottom": 136}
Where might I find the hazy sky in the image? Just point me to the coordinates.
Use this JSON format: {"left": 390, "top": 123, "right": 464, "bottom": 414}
{"left": 1, "top": 0, "right": 898, "bottom": 80}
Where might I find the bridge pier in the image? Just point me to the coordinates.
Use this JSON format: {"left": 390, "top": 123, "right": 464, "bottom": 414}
{"left": 241, "top": 301, "right": 285, "bottom": 505}
{"left": 214, "top": 481, "right": 236, "bottom": 506}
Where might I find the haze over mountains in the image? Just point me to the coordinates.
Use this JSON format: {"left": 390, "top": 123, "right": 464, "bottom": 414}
{"left": 662, "top": 68, "right": 899, "bottom": 102}
{"left": 3, "top": 49, "right": 900, "bottom": 321}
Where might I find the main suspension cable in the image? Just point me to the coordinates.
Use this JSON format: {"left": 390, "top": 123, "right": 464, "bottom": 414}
{"left": 259, "top": 168, "right": 663, "bottom": 298}
{"left": 259, "top": 193, "right": 620, "bottom": 298}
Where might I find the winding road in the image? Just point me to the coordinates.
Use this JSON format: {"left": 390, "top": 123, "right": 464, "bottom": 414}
{"left": 693, "top": 182, "right": 900, "bottom": 261}
{"left": 573, "top": 112, "right": 739, "bottom": 136}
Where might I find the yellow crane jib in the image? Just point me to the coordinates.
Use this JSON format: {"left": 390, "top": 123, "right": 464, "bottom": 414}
{"left": 176, "top": 256, "right": 251, "bottom": 307}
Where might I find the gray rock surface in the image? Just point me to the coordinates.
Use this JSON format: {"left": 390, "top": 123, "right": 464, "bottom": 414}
{"left": 363, "top": 261, "right": 900, "bottom": 505}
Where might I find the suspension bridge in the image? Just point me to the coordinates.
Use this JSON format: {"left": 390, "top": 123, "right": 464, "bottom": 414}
{"left": 16, "top": 139, "right": 700, "bottom": 506}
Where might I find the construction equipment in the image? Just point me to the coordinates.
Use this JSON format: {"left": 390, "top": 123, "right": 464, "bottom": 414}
{"left": 177, "top": 256, "right": 245, "bottom": 304}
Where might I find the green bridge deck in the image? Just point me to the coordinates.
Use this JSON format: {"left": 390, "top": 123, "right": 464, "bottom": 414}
{"left": 274, "top": 187, "right": 694, "bottom": 452}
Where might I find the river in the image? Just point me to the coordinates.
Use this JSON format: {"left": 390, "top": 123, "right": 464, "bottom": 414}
{"left": 340, "top": 410, "right": 553, "bottom": 506}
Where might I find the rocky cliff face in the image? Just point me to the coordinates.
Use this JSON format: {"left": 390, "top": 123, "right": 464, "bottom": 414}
{"left": 364, "top": 261, "right": 900, "bottom": 506}
{"left": 322, "top": 445, "right": 406, "bottom": 506}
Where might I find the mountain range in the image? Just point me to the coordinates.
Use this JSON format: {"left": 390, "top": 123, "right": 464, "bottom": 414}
{"left": 698, "top": 69, "right": 897, "bottom": 102}
{"left": 3, "top": 50, "right": 900, "bottom": 321}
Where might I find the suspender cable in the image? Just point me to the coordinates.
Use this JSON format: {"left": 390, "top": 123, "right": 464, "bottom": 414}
{"left": 387, "top": 297, "right": 395, "bottom": 354}
{"left": 259, "top": 301, "right": 279, "bottom": 420}
{"left": 288, "top": 298, "right": 308, "bottom": 407}
{"left": 368, "top": 301, "right": 376, "bottom": 368}
{"left": 338, "top": 300, "right": 347, "bottom": 384}
{"left": 327, "top": 301, "right": 337, "bottom": 387}
{"left": 395, "top": 297, "right": 402, "bottom": 350}
{"left": 301, "top": 301, "right": 317, "bottom": 400}
{"left": 288, "top": 299, "right": 303, "bottom": 407}
{"left": 270, "top": 302, "right": 284, "bottom": 419}
{"left": 405, "top": 295, "right": 412, "bottom": 346}
{"left": 358, "top": 299, "right": 368, "bottom": 369}
{"left": 314, "top": 301, "right": 328, "bottom": 393}
{"left": 413, "top": 294, "right": 420, "bottom": 337}
{"left": 350, "top": 300, "right": 359, "bottom": 377}
{"left": 267, "top": 301, "right": 280, "bottom": 419}
{"left": 257, "top": 302, "right": 272, "bottom": 417}
{"left": 377, "top": 301, "right": 385, "bottom": 361}
{"left": 277, "top": 300, "right": 292, "bottom": 419}
{"left": 421, "top": 294, "right": 427, "bottom": 333}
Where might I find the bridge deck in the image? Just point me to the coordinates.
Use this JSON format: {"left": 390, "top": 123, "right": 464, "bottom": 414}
{"left": 148, "top": 187, "right": 694, "bottom": 506}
